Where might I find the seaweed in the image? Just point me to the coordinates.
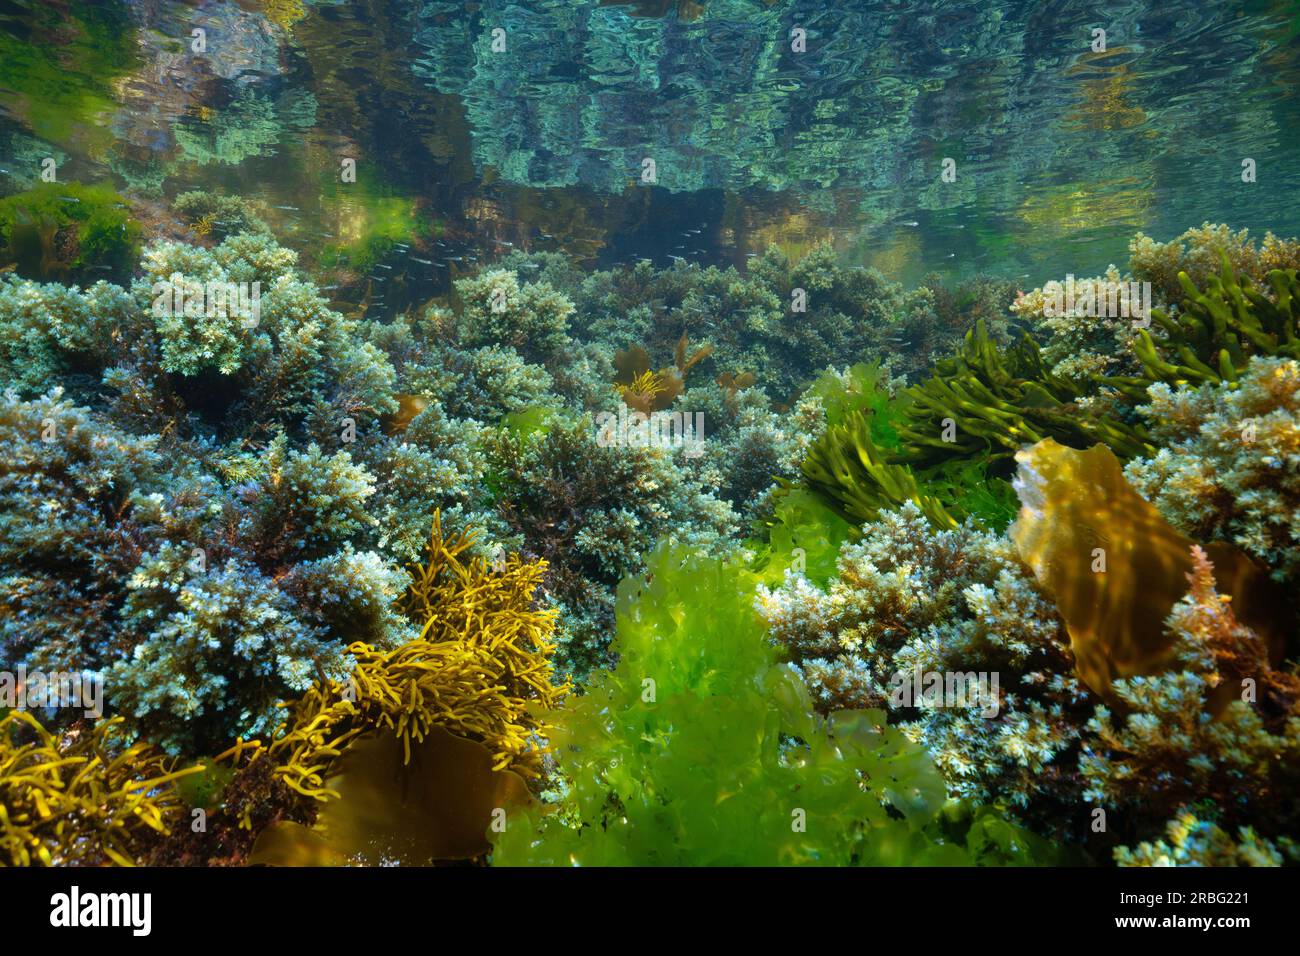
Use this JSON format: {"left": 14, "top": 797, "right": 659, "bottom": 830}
{"left": 801, "top": 408, "right": 960, "bottom": 530}
{"left": 0, "top": 713, "right": 201, "bottom": 866}
{"left": 612, "top": 332, "right": 713, "bottom": 412}
{"left": 491, "top": 542, "right": 1056, "bottom": 865}
{"left": 266, "top": 511, "right": 567, "bottom": 797}
{"left": 898, "top": 320, "right": 1153, "bottom": 467}
{"left": 250, "top": 726, "right": 533, "bottom": 866}
{"left": 1009, "top": 438, "right": 1286, "bottom": 703}
{"left": 0, "top": 181, "right": 142, "bottom": 283}
{"left": 1114, "top": 258, "right": 1300, "bottom": 398}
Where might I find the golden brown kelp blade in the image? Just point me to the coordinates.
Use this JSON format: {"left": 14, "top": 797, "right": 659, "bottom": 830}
{"left": 384, "top": 393, "right": 430, "bottom": 434}
{"left": 673, "top": 332, "right": 712, "bottom": 375}
{"left": 1010, "top": 439, "right": 1286, "bottom": 701}
{"left": 250, "top": 727, "right": 533, "bottom": 866}
{"left": 318, "top": 726, "right": 533, "bottom": 864}
{"left": 245, "top": 821, "right": 345, "bottom": 867}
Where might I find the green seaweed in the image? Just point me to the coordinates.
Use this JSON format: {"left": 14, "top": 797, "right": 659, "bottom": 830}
{"left": 922, "top": 456, "right": 1019, "bottom": 532}
{"left": 750, "top": 486, "right": 855, "bottom": 586}
{"left": 801, "top": 408, "right": 960, "bottom": 530}
{"left": 1113, "top": 257, "right": 1300, "bottom": 398}
{"left": 0, "top": 1, "right": 138, "bottom": 150}
{"left": 898, "top": 320, "right": 1153, "bottom": 467}
{"left": 491, "top": 542, "right": 1055, "bottom": 866}
{"left": 499, "top": 405, "right": 561, "bottom": 441}
{"left": 0, "top": 181, "right": 141, "bottom": 282}
{"left": 794, "top": 365, "right": 1002, "bottom": 531}
{"left": 315, "top": 187, "right": 429, "bottom": 272}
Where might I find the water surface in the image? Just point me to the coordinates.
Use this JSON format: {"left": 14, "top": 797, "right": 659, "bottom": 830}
{"left": 3, "top": 0, "right": 1299, "bottom": 311}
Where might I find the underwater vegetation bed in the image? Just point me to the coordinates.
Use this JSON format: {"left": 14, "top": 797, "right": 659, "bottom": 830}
{"left": 2, "top": 0, "right": 1300, "bottom": 896}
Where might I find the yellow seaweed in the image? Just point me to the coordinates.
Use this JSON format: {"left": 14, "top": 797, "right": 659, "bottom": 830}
{"left": 266, "top": 511, "right": 568, "bottom": 801}
{"left": 0, "top": 713, "right": 203, "bottom": 867}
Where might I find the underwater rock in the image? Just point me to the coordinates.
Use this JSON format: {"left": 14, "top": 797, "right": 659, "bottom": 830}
{"left": 1009, "top": 438, "right": 1284, "bottom": 702}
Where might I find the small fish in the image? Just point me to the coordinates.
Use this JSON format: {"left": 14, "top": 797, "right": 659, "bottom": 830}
{"left": 899, "top": 220, "right": 919, "bottom": 227}
{"left": 273, "top": 204, "right": 300, "bottom": 211}
{"left": 410, "top": 257, "right": 434, "bottom": 265}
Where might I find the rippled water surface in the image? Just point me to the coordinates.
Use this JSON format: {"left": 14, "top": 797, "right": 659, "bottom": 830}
{"left": 3, "top": 0, "right": 1299, "bottom": 310}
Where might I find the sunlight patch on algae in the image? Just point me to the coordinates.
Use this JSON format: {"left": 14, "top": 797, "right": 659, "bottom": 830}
{"left": 1016, "top": 179, "right": 1150, "bottom": 240}
{"left": 1065, "top": 51, "right": 1149, "bottom": 133}
{"left": 263, "top": 0, "right": 308, "bottom": 33}
{"left": 1010, "top": 439, "right": 1284, "bottom": 701}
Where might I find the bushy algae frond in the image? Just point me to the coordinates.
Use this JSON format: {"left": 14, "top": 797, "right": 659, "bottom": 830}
{"left": 898, "top": 321, "right": 1153, "bottom": 465}
{"left": 1084, "top": 546, "right": 1300, "bottom": 860}
{"left": 1125, "top": 356, "right": 1300, "bottom": 582}
{"left": 267, "top": 511, "right": 568, "bottom": 800}
{"left": 794, "top": 361, "right": 1016, "bottom": 531}
{"left": 0, "top": 713, "right": 201, "bottom": 866}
